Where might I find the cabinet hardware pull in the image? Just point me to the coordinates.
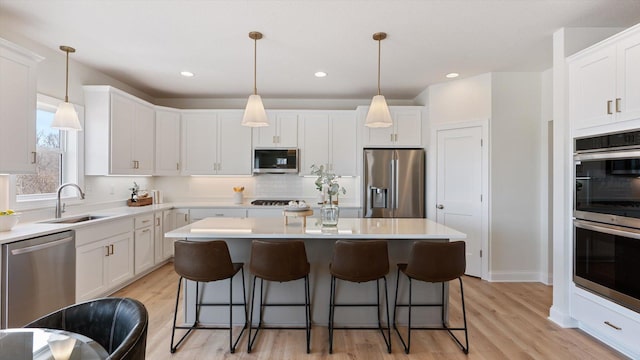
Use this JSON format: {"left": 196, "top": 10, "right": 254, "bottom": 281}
{"left": 156, "top": 218, "right": 160, "bottom": 226}
{"left": 437, "top": 204, "right": 444, "bottom": 209}
{"left": 142, "top": 229, "right": 150, "bottom": 233}
{"left": 110, "top": 244, "right": 114, "bottom": 255}
{"left": 142, "top": 219, "right": 150, "bottom": 223}
{"left": 273, "top": 135, "right": 276, "bottom": 144}
{"left": 176, "top": 162, "right": 180, "bottom": 171}
{"left": 390, "top": 134, "right": 394, "bottom": 142}
{"left": 395, "top": 134, "right": 398, "bottom": 142}
{"left": 105, "top": 246, "right": 110, "bottom": 257}
{"left": 184, "top": 214, "right": 188, "bottom": 222}
{"left": 607, "top": 100, "right": 613, "bottom": 115}
{"left": 31, "top": 151, "right": 37, "bottom": 164}
{"left": 604, "top": 321, "right": 621, "bottom": 330}
{"left": 616, "top": 98, "right": 622, "bottom": 113}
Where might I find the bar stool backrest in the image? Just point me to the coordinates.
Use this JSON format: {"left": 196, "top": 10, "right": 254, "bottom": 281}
{"left": 249, "top": 240, "right": 310, "bottom": 282}
{"left": 174, "top": 240, "right": 236, "bottom": 282}
{"left": 330, "top": 240, "right": 389, "bottom": 282}
{"left": 405, "top": 241, "right": 466, "bottom": 282}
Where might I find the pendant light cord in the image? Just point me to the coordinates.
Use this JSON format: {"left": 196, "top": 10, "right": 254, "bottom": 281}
{"left": 64, "top": 49, "right": 70, "bottom": 102}
{"left": 377, "top": 37, "right": 381, "bottom": 96}
{"left": 253, "top": 36, "right": 258, "bottom": 96}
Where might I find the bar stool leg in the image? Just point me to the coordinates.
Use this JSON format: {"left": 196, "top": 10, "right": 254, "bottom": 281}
{"left": 247, "top": 276, "right": 257, "bottom": 353}
{"left": 304, "top": 274, "right": 311, "bottom": 354}
{"left": 170, "top": 276, "right": 183, "bottom": 353}
{"left": 383, "top": 276, "right": 392, "bottom": 354}
{"left": 328, "top": 275, "right": 336, "bottom": 354}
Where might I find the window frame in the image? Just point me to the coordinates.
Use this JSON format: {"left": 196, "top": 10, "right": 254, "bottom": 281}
{"left": 9, "top": 93, "right": 84, "bottom": 210}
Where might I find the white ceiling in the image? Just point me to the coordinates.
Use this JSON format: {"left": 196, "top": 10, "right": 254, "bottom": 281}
{"left": 1, "top": 0, "right": 640, "bottom": 100}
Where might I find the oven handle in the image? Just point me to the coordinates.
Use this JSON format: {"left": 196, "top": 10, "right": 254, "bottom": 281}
{"left": 575, "top": 219, "right": 640, "bottom": 240}
{"left": 574, "top": 149, "right": 640, "bottom": 161}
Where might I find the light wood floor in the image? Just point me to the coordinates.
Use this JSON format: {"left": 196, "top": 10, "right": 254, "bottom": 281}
{"left": 113, "top": 263, "right": 627, "bottom": 359}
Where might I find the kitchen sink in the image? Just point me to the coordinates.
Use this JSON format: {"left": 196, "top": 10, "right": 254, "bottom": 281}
{"left": 41, "top": 215, "right": 110, "bottom": 224}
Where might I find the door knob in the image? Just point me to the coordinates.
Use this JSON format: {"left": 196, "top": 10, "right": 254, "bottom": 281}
{"left": 436, "top": 204, "right": 444, "bottom": 209}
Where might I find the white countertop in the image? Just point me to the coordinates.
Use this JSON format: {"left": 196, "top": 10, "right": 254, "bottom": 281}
{"left": 166, "top": 217, "right": 466, "bottom": 240}
{"left": 0, "top": 201, "right": 363, "bottom": 245}
{"left": 0, "top": 203, "right": 174, "bottom": 245}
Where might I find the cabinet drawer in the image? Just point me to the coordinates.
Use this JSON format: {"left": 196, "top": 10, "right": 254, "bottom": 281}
{"left": 134, "top": 213, "right": 154, "bottom": 229}
{"left": 190, "top": 208, "right": 247, "bottom": 221}
{"left": 75, "top": 218, "right": 133, "bottom": 247}
{"left": 573, "top": 292, "right": 640, "bottom": 356}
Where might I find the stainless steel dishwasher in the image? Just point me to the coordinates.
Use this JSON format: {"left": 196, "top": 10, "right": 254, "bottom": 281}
{"left": 1, "top": 230, "right": 75, "bottom": 328}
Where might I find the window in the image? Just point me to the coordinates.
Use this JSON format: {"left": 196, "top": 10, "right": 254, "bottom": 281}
{"left": 15, "top": 109, "right": 62, "bottom": 197}
{"left": 10, "top": 94, "right": 82, "bottom": 208}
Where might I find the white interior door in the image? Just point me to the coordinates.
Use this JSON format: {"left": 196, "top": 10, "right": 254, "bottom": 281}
{"left": 436, "top": 126, "right": 484, "bottom": 277}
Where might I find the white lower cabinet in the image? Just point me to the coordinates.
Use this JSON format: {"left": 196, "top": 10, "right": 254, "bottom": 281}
{"left": 133, "top": 214, "right": 154, "bottom": 275}
{"left": 153, "top": 212, "right": 164, "bottom": 264}
{"left": 75, "top": 218, "right": 134, "bottom": 302}
{"left": 572, "top": 289, "right": 640, "bottom": 358}
{"left": 161, "top": 209, "right": 189, "bottom": 259}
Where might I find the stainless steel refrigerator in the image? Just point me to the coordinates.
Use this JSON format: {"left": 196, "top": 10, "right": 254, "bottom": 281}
{"left": 363, "top": 148, "right": 425, "bottom": 218}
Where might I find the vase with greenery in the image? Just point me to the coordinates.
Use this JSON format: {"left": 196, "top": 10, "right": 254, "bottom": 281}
{"left": 311, "top": 164, "right": 346, "bottom": 226}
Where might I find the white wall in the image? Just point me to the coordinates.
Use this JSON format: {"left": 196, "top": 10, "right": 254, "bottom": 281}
{"left": 429, "top": 73, "right": 491, "bottom": 124}
{"left": 427, "top": 72, "right": 544, "bottom": 281}
{"left": 540, "top": 68, "right": 554, "bottom": 285}
{"left": 490, "top": 72, "right": 542, "bottom": 280}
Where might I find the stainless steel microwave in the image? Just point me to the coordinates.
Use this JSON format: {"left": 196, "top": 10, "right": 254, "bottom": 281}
{"left": 253, "top": 148, "right": 299, "bottom": 174}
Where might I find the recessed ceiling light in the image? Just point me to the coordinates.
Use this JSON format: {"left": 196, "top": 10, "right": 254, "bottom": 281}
{"left": 314, "top": 71, "right": 327, "bottom": 78}
{"left": 180, "top": 71, "right": 194, "bottom": 77}
{"left": 446, "top": 72, "right": 459, "bottom": 78}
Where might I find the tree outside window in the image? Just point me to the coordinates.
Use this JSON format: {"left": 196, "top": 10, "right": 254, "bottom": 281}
{"left": 15, "top": 109, "right": 62, "bottom": 196}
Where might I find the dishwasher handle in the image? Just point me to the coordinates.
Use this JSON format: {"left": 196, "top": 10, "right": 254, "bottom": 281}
{"left": 10, "top": 237, "right": 74, "bottom": 256}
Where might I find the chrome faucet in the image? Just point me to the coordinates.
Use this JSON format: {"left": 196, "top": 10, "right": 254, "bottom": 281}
{"left": 56, "top": 183, "right": 85, "bottom": 218}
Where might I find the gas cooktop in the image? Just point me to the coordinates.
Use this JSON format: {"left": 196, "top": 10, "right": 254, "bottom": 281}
{"left": 250, "top": 199, "right": 294, "bottom": 206}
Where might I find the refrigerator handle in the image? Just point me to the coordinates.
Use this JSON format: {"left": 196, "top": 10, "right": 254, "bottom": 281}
{"left": 390, "top": 159, "right": 396, "bottom": 209}
{"left": 394, "top": 159, "right": 399, "bottom": 209}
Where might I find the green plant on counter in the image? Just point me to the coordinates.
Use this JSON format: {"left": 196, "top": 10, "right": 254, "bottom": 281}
{"left": 310, "top": 164, "right": 346, "bottom": 198}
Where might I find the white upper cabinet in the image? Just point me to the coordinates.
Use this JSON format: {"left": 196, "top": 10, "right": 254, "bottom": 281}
{"left": 299, "top": 111, "right": 357, "bottom": 176}
{"left": 570, "top": 27, "right": 640, "bottom": 132}
{"left": 84, "top": 86, "right": 155, "bottom": 175}
{"left": 361, "top": 106, "right": 423, "bottom": 147}
{"left": 0, "top": 38, "right": 42, "bottom": 174}
{"left": 253, "top": 112, "right": 298, "bottom": 148}
{"left": 155, "top": 108, "right": 181, "bottom": 175}
{"left": 182, "top": 110, "right": 251, "bottom": 175}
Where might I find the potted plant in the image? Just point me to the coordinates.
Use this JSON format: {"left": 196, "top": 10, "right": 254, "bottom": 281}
{"left": 311, "top": 165, "right": 346, "bottom": 226}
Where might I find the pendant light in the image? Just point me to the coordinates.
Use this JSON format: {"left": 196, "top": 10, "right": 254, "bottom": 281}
{"left": 242, "top": 31, "right": 269, "bottom": 127}
{"left": 364, "top": 32, "right": 393, "bottom": 128}
{"left": 52, "top": 45, "right": 82, "bottom": 131}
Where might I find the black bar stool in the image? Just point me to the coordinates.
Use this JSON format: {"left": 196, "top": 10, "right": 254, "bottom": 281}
{"left": 328, "top": 240, "right": 392, "bottom": 354}
{"left": 170, "top": 240, "right": 247, "bottom": 354}
{"left": 393, "top": 240, "right": 469, "bottom": 354}
{"left": 247, "top": 240, "right": 311, "bottom": 353}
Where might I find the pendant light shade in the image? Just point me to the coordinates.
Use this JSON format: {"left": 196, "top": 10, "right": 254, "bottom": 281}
{"left": 365, "top": 32, "right": 393, "bottom": 128}
{"left": 242, "top": 31, "right": 269, "bottom": 127}
{"left": 52, "top": 45, "right": 82, "bottom": 131}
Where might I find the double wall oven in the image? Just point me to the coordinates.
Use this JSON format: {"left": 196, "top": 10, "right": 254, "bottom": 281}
{"left": 574, "top": 130, "right": 640, "bottom": 313}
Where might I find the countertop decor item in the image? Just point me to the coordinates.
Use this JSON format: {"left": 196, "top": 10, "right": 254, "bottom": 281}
{"left": 233, "top": 186, "right": 245, "bottom": 204}
{"left": 0, "top": 211, "right": 19, "bottom": 232}
{"left": 311, "top": 165, "right": 346, "bottom": 226}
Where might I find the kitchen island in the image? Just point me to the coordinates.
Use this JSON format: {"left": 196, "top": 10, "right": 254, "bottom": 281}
{"left": 166, "top": 217, "right": 466, "bottom": 327}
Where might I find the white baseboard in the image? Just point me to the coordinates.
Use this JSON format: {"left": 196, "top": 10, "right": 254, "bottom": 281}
{"left": 486, "top": 270, "right": 542, "bottom": 282}
{"left": 548, "top": 305, "right": 578, "bottom": 328}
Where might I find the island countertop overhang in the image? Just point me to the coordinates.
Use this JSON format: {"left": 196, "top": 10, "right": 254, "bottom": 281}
{"left": 165, "top": 217, "right": 466, "bottom": 240}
